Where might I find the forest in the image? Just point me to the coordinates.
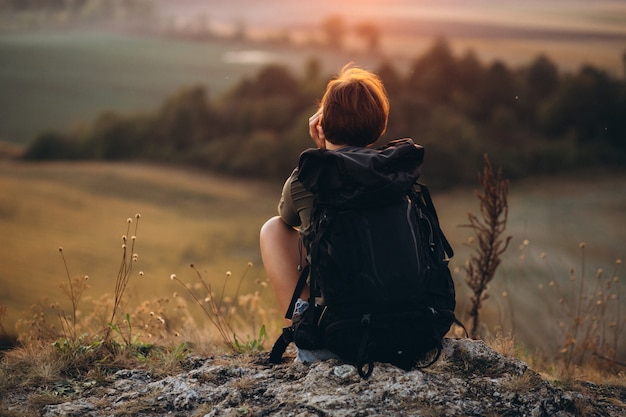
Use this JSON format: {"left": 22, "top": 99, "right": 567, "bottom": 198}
{"left": 21, "top": 37, "right": 626, "bottom": 189}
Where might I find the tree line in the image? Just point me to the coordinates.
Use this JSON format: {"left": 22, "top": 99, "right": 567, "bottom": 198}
{"left": 23, "top": 38, "right": 626, "bottom": 189}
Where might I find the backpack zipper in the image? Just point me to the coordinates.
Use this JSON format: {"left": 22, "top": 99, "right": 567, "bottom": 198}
{"left": 405, "top": 196, "right": 421, "bottom": 272}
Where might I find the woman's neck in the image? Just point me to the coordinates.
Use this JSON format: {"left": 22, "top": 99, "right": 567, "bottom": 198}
{"left": 325, "top": 140, "right": 346, "bottom": 151}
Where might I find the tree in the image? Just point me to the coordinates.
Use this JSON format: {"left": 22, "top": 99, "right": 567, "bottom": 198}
{"left": 540, "top": 66, "right": 623, "bottom": 147}
{"left": 407, "top": 37, "right": 458, "bottom": 104}
{"left": 156, "top": 86, "right": 214, "bottom": 151}
{"left": 377, "top": 60, "right": 402, "bottom": 96}
{"left": 473, "top": 60, "right": 517, "bottom": 122}
{"left": 321, "top": 15, "right": 346, "bottom": 50}
{"left": 526, "top": 55, "right": 559, "bottom": 102}
{"left": 355, "top": 21, "right": 380, "bottom": 52}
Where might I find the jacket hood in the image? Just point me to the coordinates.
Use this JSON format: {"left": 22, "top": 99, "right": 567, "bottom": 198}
{"left": 298, "top": 138, "right": 424, "bottom": 208}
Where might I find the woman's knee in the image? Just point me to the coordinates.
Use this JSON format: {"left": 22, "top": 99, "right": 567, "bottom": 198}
{"left": 260, "top": 216, "right": 285, "bottom": 244}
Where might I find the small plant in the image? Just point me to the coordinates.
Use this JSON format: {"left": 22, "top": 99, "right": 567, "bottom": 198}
{"left": 104, "top": 214, "right": 142, "bottom": 343}
{"left": 58, "top": 247, "right": 90, "bottom": 342}
{"left": 233, "top": 325, "right": 268, "bottom": 353}
{"left": 545, "top": 244, "right": 624, "bottom": 372}
{"left": 0, "top": 305, "right": 8, "bottom": 339}
{"left": 171, "top": 261, "right": 268, "bottom": 353}
{"left": 463, "top": 154, "right": 512, "bottom": 339}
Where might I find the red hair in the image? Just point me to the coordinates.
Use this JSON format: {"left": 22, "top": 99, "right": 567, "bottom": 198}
{"left": 320, "top": 65, "right": 389, "bottom": 147}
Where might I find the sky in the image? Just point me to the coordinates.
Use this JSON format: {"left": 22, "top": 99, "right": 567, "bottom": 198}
{"left": 154, "top": 0, "right": 626, "bottom": 75}
{"left": 157, "top": 0, "right": 626, "bottom": 39}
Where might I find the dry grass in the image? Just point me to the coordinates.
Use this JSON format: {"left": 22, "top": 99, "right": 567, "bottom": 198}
{"left": 0, "top": 161, "right": 284, "bottom": 397}
{"left": 0, "top": 160, "right": 279, "bottom": 341}
{"left": 462, "top": 155, "right": 512, "bottom": 339}
{"left": 1, "top": 161, "right": 625, "bottom": 393}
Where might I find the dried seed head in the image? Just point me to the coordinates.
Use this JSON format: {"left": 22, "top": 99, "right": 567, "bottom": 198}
{"left": 247, "top": 261, "right": 253, "bottom": 268}
{"left": 226, "top": 271, "right": 232, "bottom": 277}
{"left": 135, "top": 213, "right": 141, "bottom": 219}
{"left": 170, "top": 274, "right": 176, "bottom": 281}
{"left": 139, "top": 271, "right": 144, "bottom": 276}
{"left": 121, "top": 235, "right": 127, "bottom": 242}
{"left": 616, "top": 259, "right": 622, "bottom": 265}
{"left": 127, "top": 218, "right": 133, "bottom": 224}
{"left": 579, "top": 242, "right": 586, "bottom": 248}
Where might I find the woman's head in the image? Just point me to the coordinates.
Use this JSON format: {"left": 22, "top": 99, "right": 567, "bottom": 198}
{"left": 320, "top": 64, "right": 389, "bottom": 147}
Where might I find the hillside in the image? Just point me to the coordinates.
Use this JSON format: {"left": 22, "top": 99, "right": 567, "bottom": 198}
{"left": 1, "top": 161, "right": 624, "bottom": 360}
{"left": 2, "top": 339, "right": 624, "bottom": 416}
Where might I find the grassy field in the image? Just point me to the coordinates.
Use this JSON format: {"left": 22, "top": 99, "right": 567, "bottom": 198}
{"left": 0, "top": 30, "right": 378, "bottom": 144}
{"left": 2, "top": 27, "right": 625, "bottom": 146}
{"left": 1, "top": 161, "right": 624, "bottom": 358}
{"left": 0, "top": 160, "right": 282, "bottom": 341}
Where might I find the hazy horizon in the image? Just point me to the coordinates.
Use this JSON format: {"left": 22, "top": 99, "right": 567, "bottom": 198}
{"left": 157, "top": 0, "right": 626, "bottom": 39}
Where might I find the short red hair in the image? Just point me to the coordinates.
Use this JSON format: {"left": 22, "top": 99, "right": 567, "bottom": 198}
{"left": 320, "top": 65, "right": 390, "bottom": 147}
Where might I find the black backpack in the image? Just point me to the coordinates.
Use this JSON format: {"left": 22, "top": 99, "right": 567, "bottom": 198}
{"left": 269, "top": 139, "right": 462, "bottom": 378}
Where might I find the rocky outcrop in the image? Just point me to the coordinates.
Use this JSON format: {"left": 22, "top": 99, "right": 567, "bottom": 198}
{"left": 6, "top": 339, "right": 625, "bottom": 416}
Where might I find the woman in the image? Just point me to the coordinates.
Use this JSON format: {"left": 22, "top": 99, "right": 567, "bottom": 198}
{"left": 259, "top": 64, "right": 391, "bottom": 316}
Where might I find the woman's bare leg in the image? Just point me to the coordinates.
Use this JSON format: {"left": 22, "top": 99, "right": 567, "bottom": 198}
{"left": 260, "top": 216, "right": 308, "bottom": 318}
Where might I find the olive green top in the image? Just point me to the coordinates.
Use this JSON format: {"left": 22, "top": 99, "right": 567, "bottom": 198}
{"left": 278, "top": 167, "right": 313, "bottom": 234}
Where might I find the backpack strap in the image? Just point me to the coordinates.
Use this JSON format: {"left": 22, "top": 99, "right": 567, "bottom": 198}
{"left": 356, "top": 314, "right": 375, "bottom": 378}
{"left": 269, "top": 210, "right": 330, "bottom": 364}
{"left": 269, "top": 326, "right": 294, "bottom": 364}
{"left": 285, "top": 264, "right": 310, "bottom": 319}
{"left": 269, "top": 263, "right": 310, "bottom": 364}
{"left": 415, "top": 183, "right": 454, "bottom": 259}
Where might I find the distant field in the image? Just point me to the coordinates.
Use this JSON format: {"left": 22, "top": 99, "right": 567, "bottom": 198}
{"left": 0, "top": 30, "right": 375, "bottom": 144}
{"left": 1, "top": 26, "right": 625, "bottom": 146}
{"left": 1, "top": 161, "right": 624, "bottom": 356}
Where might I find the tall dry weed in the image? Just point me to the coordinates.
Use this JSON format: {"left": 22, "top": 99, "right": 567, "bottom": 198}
{"left": 170, "top": 261, "right": 270, "bottom": 353}
{"left": 547, "top": 244, "right": 623, "bottom": 371}
{"left": 104, "top": 214, "right": 141, "bottom": 343}
{"left": 463, "top": 154, "right": 512, "bottom": 339}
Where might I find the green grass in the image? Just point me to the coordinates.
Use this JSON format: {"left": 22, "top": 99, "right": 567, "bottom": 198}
{"left": 0, "top": 30, "right": 379, "bottom": 144}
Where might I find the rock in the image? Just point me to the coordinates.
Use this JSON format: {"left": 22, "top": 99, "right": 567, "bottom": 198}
{"left": 6, "top": 339, "right": 623, "bottom": 416}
